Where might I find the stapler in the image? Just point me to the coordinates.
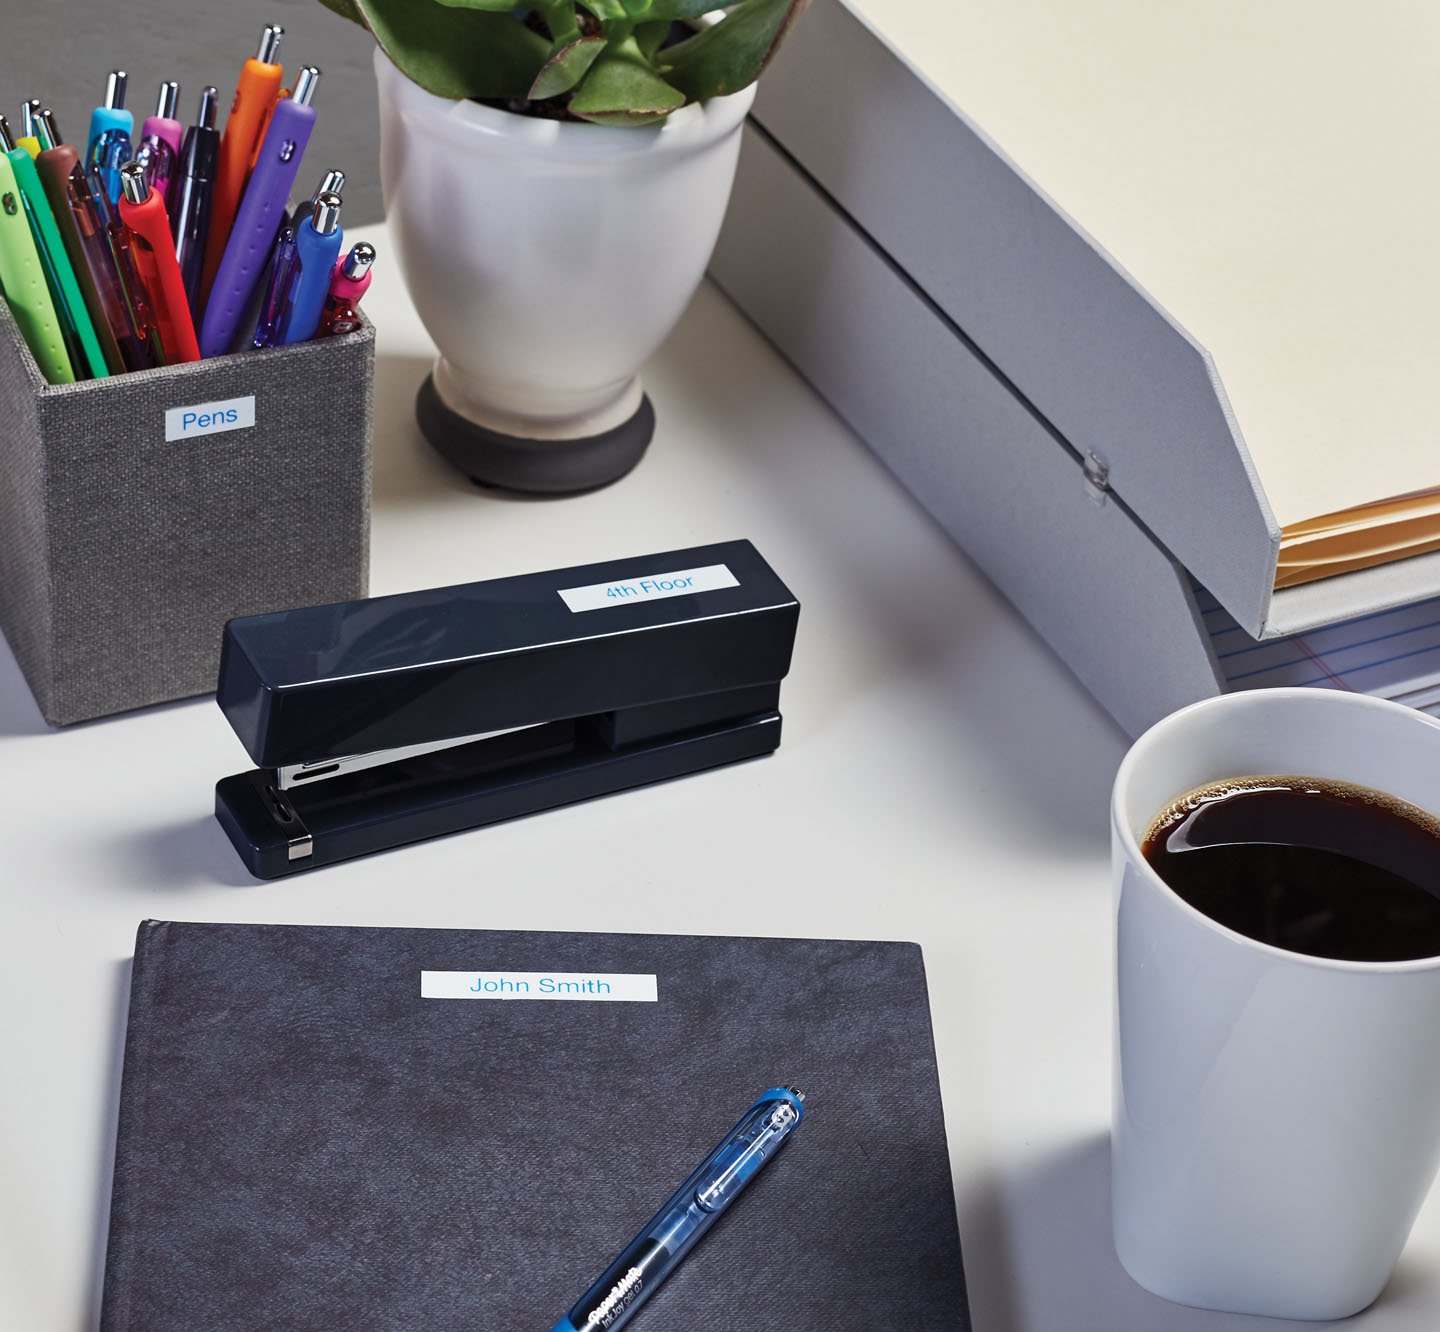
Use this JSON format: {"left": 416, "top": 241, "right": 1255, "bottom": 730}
{"left": 214, "top": 540, "right": 800, "bottom": 878}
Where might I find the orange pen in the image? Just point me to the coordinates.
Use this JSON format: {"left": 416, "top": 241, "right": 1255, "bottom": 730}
{"left": 201, "top": 23, "right": 284, "bottom": 304}
{"left": 118, "top": 161, "right": 199, "bottom": 362}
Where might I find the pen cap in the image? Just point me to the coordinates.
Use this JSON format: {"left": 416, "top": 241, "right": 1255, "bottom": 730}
{"left": 37, "top": 109, "right": 63, "bottom": 152}
{"left": 292, "top": 67, "right": 321, "bottom": 108}
{"left": 341, "top": 241, "right": 375, "bottom": 282}
{"left": 89, "top": 72, "right": 133, "bottom": 147}
{"left": 119, "top": 161, "right": 151, "bottom": 206}
{"left": 310, "top": 190, "right": 341, "bottom": 236}
{"left": 694, "top": 1087, "right": 805, "bottom": 1214}
{"left": 196, "top": 86, "right": 219, "bottom": 133}
{"left": 256, "top": 23, "right": 285, "bottom": 65}
{"left": 0, "top": 116, "right": 14, "bottom": 152}
{"left": 21, "top": 100, "right": 42, "bottom": 143}
{"left": 154, "top": 81, "right": 180, "bottom": 120}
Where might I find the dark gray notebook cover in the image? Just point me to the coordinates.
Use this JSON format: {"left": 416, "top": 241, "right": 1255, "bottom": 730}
{"left": 100, "top": 920, "right": 971, "bottom": 1330}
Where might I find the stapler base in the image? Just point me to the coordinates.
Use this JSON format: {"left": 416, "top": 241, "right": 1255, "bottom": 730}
{"left": 216, "top": 708, "right": 782, "bottom": 879}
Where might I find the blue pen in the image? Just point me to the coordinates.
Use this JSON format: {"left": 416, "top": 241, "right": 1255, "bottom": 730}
{"left": 86, "top": 70, "right": 133, "bottom": 204}
{"left": 280, "top": 189, "right": 342, "bottom": 343}
{"left": 552, "top": 1087, "right": 805, "bottom": 1332}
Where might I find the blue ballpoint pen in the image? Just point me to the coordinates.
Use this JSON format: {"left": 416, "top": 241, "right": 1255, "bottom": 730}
{"left": 279, "top": 189, "right": 342, "bottom": 343}
{"left": 86, "top": 70, "right": 133, "bottom": 204}
{"left": 552, "top": 1087, "right": 805, "bottom": 1332}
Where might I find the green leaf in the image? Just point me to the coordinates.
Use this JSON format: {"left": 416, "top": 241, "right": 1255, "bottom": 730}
{"left": 314, "top": 0, "right": 364, "bottom": 23}
{"left": 431, "top": 0, "right": 529, "bottom": 9}
{"left": 536, "top": 1, "right": 582, "bottom": 42}
{"left": 658, "top": 0, "right": 811, "bottom": 99}
{"left": 530, "top": 35, "right": 607, "bottom": 99}
{"left": 569, "top": 51, "right": 686, "bottom": 125}
{"left": 634, "top": 19, "right": 671, "bottom": 63}
{"left": 355, "top": 0, "right": 549, "bottom": 99}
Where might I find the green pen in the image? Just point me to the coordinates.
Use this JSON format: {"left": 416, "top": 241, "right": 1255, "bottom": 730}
{"left": 0, "top": 125, "right": 71, "bottom": 382}
{"left": 2, "top": 114, "right": 108, "bottom": 378}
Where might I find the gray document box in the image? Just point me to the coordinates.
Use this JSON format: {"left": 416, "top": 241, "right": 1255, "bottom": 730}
{"left": 711, "top": 0, "right": 1440, "bottom": 736}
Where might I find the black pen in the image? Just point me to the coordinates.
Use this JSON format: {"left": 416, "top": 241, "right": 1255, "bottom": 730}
{"left": 170, "top": 85, "right": 219, "bottom": 319}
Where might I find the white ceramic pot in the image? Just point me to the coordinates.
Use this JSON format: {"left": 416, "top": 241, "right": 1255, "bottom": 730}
{"left": 375, "top": 49, "right": 756, "bottom": 491}
{"left": 1111, "top": 689, "right": 1440, "bottom": 1320}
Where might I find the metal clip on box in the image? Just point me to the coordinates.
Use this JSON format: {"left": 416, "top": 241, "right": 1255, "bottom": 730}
{"left": 214, "top": 541, "right": 800, "bottom": 878}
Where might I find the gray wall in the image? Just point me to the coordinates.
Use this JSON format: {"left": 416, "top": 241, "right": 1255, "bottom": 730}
{"left": 0, "top": 0, "right": 383, "bottom": 224}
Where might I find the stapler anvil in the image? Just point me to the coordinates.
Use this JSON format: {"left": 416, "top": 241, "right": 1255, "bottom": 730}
{"left": 214, "top": 540, "right": 800, "bottom": 878}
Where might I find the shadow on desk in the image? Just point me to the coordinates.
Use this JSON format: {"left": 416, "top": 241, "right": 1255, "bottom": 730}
{"left": 661, "top": 291, "right": 1129, "bottom": 859}
{"left": 960, "top": 1134, "right": 1438, "bottom": 1331}
{"left": 114, "top": 815, "right": 259, "bottom": 891}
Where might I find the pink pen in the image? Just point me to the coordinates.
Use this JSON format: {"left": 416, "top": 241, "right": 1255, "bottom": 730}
{"left": 135, "top": 81, "right": 183, "bottom": 210}
{"left": 317, "top": 241, "right": 374, "bottom": 336}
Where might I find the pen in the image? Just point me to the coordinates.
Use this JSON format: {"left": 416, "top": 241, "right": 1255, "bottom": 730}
{"left": 170, "top": 85, "right": 219, "bottom": 317}
{"left": 250, "top": 218, "right": 298, "bottom": 349}
{"left": 86, "top": 70, "right": 133, "bottom": 204}
{"left": 281, "top": 189, "right": 342, "bottom": 343}
{"left": 200, "top": 64, "right": 319, "bottom": 357}
{"left": 287, "top": 166, "right": 344, "bottom": 230}
{"left": 0, "top": 118, "right": 72, "bottom": 382}
{"left": 203, "top": 22, "right": 285, "bottom": 301}
{"left": 5, "top": 118, "right": 109, "bottom": 378}
{"left": 33, "top": 108, "right": 130, "bottom": 373}
{"left": 134, "top": 80, "right": 183, "bottom": 209}
{"left": 18, "top": 99, "right": 43, "bottom": 157}
{"left": 92, "top": 163, "right": 165, "bottom": 367}
{"left": 318, "top": 241, "right": 375, "bottom": 336}
{"left": 551, "top": 1088, "right": 805, "bottom": 1332}
{"left": 118, "top": 161, "right": 199, "bottom": 363}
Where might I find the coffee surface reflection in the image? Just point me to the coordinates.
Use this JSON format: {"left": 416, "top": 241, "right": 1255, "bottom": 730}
{"left": 1142, "top": 776, "right": 1440, "bottom": 962}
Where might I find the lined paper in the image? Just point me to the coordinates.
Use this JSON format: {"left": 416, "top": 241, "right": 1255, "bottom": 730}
{"left": 1197, "top": 586, "right": 1440, "bottom": 718}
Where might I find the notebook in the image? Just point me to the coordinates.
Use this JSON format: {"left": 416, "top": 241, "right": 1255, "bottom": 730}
{"left": 1199, "top": 583, "right": 1440, "bottom": 716}
{"left": 857, "top": 0, "right": 1440, "bottom": 588}
{"left": 100, "top": 920, "right": 971, "bottom": 1331}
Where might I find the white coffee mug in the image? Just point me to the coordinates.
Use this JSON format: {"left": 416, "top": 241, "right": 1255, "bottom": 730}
{"left": 1111, "top": 688, "right": 1440, "bottom": 1320}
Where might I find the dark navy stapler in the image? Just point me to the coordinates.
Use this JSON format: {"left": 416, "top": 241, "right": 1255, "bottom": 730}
{"left": 213, "top": 540, "right": 800, "bottom": 878}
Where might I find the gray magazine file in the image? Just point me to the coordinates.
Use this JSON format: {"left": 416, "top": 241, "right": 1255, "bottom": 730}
{"left": 101, "top": 920, "right": 971, "bottom": 1331}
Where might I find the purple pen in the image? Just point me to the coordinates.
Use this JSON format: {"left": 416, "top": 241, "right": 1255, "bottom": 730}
{"left": 199, "top": 65, "right": 319, "bottom": 357}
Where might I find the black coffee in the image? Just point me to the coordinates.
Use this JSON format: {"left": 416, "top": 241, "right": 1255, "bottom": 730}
{"left": 1142, "top": 776, "right": 1440, "bottom": 962}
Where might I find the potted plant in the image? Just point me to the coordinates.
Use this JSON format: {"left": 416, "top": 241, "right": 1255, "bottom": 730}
{"left": 318, "top": 0, "right": 810, "bottom": 493}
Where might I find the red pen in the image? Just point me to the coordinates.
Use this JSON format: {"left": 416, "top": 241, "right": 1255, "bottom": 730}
{"left": 117, "top": 160, "right": 199, "bottom": 362}
{"left": 318, "top": 241, "right": 375, "bottom": 336}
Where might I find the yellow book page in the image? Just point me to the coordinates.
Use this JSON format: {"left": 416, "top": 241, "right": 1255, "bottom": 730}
{"left": 855, "top": 0, "right": 1440, "bottom": 530}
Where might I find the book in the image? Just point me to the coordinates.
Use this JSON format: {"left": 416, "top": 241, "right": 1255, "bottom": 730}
{"left": 100, "top": 920, "right": 971, "bottom": 1330}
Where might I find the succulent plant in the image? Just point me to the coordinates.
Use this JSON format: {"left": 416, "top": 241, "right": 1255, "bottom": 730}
{"left": 318, "top": 0, "right": 810, "bottom": 126}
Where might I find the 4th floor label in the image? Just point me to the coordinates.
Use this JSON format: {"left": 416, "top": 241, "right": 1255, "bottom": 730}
{"left": 558, "top": 563, "right": 739, "bottom": 613}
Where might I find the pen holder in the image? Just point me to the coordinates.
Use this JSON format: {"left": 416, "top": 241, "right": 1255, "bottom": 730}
{"left": 0, "top": 303, "right": 373, "bottom": 725}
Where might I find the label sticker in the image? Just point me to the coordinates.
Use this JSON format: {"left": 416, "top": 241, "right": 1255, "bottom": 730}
{"left": 164, "top": 395, "right": 256, "bottom": 442}
{"left": 421, "top": 971, "right": 658, "bottom": 1002}
{"left": 558, "top": 563, "right": 738, "bottom": 613}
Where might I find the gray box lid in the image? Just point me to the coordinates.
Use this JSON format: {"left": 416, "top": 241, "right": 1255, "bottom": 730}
{"left": 752, "top": 0, "right": 1440, "bottom": 638}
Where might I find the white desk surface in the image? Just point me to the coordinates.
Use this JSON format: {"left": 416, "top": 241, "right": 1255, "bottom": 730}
{"left": 5, "top": 223, "right": 1440, "bottom": 1332}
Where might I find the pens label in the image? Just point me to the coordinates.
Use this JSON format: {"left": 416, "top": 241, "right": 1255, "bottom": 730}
{"left": 164, "top": 395, "right": 256, "bottom": 442}
{"left": 558, "top": 563, "right": 738, "bottom": 613}
{"left": 420, "top": 971, "right": 658, "bottom": 1002}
